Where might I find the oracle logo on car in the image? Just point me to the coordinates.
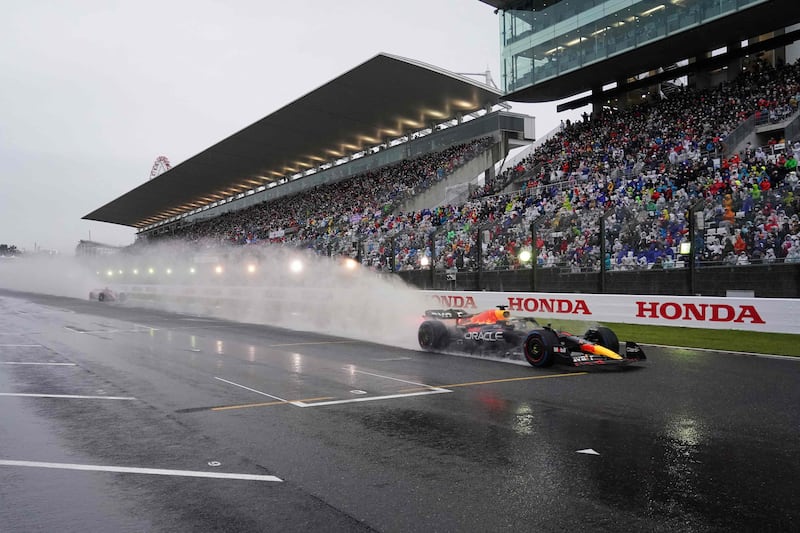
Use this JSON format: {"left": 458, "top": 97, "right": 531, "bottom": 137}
{"left": 465, "top": 331, "right": 504, "bottom": 341}
{"left": 635, "top": 301, "right": 766, "bottom": 324}
{"left": 506, "top": 297, "right": 592, "bottom": 315}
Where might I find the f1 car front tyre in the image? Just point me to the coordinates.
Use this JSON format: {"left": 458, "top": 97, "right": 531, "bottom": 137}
{"left": 98, "top": 292, "right": 106, "bottom": 302}
{"left": 418, "top": 321, "right": 449, "bottom": 351}
{"left": 584, "top": 326, "right": 619, "bottom": 354}
{"left": 523, "top": 329, "right": 559, "bottom": 367}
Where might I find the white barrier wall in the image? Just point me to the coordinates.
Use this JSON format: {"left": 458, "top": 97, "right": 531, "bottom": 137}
{"left": 422, "top": 291, "right": 800, "bottom": 335}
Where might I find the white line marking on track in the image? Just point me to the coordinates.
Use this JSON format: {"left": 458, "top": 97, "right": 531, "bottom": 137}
{"left": 351, "top": 369, "right": 449, "bottom": 392}
{"left": 214, "top": 377, "right": 303, "bottom": 406}
{"left": 294, "top": 389, "right": 452, "bottom": 407}
{"left": 0, "top": 344, "right": 42, "bottom": 347}
{"left": 643, "top": 343, "right": 799, "bottom": 360}
{"left": 0, "top": 393, "right": 135, "bottom": 400}
{"left": 268, "top": 340, "right": 357, "bottom": 348}
{"left": 64, "top": 327, "right": 157, "bottom": 334}
{"left": 1, "top": 362, "right": 76, "bottom": 366}
{"left": 373, "top": 357, "right": 412, "bottom": 362}
{"left": 0, "top": 460, "right": 282, "bottom": 482}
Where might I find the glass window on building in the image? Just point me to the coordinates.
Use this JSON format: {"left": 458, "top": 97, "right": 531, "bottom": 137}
{"left": 500, "top": 0, "right": 769, "bottom": 94}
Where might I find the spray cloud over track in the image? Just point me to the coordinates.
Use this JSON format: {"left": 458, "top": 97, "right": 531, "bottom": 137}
{"left": 0, "top": 255, "right": 99, "bottom": 299}
{"left": 2, "top": 242, "right": 431, "bottom": 350}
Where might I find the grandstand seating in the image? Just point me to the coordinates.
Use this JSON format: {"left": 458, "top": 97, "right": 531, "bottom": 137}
{"left": 148, "top": 59, "right": 800, "bottom": 276}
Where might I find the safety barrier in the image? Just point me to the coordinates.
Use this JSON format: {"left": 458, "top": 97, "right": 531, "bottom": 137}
{"left": 421, "top": 290, "right": 799, "bottom": 334}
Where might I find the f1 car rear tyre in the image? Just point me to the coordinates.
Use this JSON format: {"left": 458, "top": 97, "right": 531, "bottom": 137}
{"left": 418, "top": 321, "right": 449, "bottom": 351}
{"left": 584, "top": 326, "right": 619, "bottom": 354}
{"left": 523, "top": 329, "right": 559, "bottom": 367}
{"left": 98, "top": 292, "right": 105, "bottom": 302}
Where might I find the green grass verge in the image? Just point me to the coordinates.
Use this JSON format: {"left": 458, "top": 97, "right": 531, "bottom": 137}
{"left": 541, "top": 319, "right": 800, "bottom": 357}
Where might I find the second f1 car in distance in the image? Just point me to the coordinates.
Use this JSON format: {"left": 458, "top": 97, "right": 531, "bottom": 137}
{"left": 418, "top": 306, "right": 646, "bottom": 368}
{"left": 89, "top": 287, "right": 126, "bottom": 303}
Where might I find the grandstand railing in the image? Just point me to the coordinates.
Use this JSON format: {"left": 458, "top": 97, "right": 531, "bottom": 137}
{"left": 724, "top": 115, "right": 756, "bottom": 156}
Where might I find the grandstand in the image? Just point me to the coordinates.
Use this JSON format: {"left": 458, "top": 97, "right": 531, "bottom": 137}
{"left": 85, "top": 25, "right": 800, "bottom": 297}
{"left": 84, "top": 53, "right": 530, "bottom": 232}
{"left": 75, "top": 240, "right": 123, "bottom": 257}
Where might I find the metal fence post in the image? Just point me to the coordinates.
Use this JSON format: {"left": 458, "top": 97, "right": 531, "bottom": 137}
{"left": 689, "top": 200, "right": 704, "bottom": 295}
{"left": 599, "top": 215, "right": 606, "bottom": 294}
{"left": 689, "top": 210, "right": 695, "bottom": 295}
{"left": 530, "top": 221, "right": 537, "bottom": 292}
{"left": 476, "top": 228, "right": 482, "bottom": 291}
{"left": 429, "top": 231, "right": 435, "bottom": 289}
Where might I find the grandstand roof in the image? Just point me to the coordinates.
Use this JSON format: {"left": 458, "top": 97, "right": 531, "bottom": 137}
{"left": 84, "top": 53, "right": 501, "bottom": 229}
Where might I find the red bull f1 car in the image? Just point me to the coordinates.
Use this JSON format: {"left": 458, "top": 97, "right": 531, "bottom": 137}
{"left": 417, "top": 306, "right": 646, "bottom": 368}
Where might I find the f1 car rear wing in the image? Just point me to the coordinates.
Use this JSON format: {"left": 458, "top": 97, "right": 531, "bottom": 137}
{"left": 424, "top": 309, "right": 471, "bottom": 320}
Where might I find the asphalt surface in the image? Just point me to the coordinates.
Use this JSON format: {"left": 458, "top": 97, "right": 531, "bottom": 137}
{"left": 1, "top": 289, "right": 798, "bottom": 532}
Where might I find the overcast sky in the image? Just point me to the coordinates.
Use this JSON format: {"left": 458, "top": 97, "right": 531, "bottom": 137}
{"left": 1, "top": 0, "right": 587, "bottom": 254}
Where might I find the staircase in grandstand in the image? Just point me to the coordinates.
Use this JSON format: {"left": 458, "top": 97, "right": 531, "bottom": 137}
{"left": 658, "top": 63, "right": 686, "bottom": 99}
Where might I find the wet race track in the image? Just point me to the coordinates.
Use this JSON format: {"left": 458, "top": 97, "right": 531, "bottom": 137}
{"left": 0, "top": 290, "right": 798, "bottom": 532}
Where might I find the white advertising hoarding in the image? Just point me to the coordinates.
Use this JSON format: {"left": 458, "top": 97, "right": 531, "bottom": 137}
{"left": 423, "top": 291, "right": 800, "bottom": 335}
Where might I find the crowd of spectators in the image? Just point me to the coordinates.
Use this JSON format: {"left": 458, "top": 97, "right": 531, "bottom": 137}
{"left": 147, "top": 59, "right": 800, "bottom": 273}
{"left": 343, "top": 58, "right": 800, "bottom": 272}
{"left": 165, "top": 137, "right": 492, "bottom": 246}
